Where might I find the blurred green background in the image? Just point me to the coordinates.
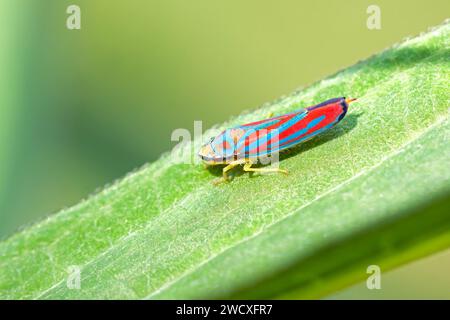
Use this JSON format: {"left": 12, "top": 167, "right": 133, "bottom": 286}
{"left": 0, "top": 0, "right": 449, "bottom": 298}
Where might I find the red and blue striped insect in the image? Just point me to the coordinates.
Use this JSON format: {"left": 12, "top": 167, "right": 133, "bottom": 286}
{"left": 199, "top": 97, "right": 357, "bottom": 182}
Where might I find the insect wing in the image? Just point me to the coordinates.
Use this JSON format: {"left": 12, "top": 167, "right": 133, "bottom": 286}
{"left": 235, "top": 109, "right": 308, "bottom": 158}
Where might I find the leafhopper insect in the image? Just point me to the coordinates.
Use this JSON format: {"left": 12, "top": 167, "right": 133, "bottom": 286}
{"left": 199, "top": 97, "right": 356, "bottom": 182}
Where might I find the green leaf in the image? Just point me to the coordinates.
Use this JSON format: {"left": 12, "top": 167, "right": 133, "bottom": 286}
{"left": 1, "top": 21, "right": 449, "bottom": 299}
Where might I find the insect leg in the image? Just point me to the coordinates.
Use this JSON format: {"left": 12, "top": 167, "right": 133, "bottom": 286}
{"left": 212, "top": 159, "right": 247, "bottom": 185}
{"left": 243, "top": 160, "right": 289, "bottom": 176}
